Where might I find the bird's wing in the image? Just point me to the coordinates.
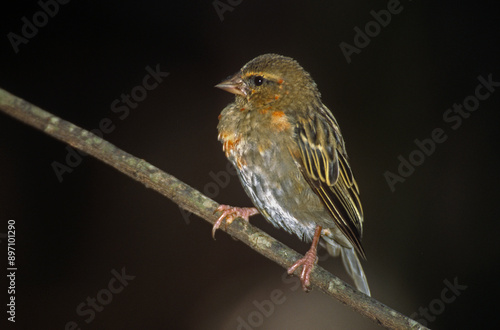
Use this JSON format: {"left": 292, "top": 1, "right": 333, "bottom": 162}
{"left": 294, "top": 106, "right": 366, "bottom": 258}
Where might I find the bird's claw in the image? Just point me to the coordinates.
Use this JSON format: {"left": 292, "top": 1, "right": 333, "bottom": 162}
{"left": 287, "top": 249, "right": 319, "bottom": 292}
{"left": 212, "top": 205, "right": 259, "bottom": 238}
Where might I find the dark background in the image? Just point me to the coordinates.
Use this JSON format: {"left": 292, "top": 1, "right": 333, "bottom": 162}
{"left": 1, "top": 1, "right": 499, "bottom": 329}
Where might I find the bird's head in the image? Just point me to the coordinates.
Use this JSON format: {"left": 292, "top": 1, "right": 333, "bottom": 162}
{"left": 216, "top": 54, "right": 321, "bottom": 110}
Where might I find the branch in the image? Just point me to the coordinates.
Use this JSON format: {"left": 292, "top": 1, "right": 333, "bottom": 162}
{"left": 0, "top": 87, "right": 428, "bottom": 330}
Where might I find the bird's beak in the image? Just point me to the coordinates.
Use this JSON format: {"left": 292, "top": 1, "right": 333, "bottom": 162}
{"left": 215, "top": 75, "right": 248, "bottom": 96}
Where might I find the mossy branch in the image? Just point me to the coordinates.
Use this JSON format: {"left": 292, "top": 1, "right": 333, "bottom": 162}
{"left": 0, "top": 87, "right": 428, "bottom": 330}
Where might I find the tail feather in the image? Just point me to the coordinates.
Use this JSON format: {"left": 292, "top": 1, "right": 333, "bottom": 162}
{"left": 321, "top": 238, "right": 371, "bottom": 296}
{"left": 340, "top": 246, "right": 371, "bottom": 296}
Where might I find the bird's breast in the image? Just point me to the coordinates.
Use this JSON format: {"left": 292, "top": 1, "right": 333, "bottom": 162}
{"left": 217, "top": 106, "right": 294, "bottom": 168}
{"left": 217, "top": 105, "right": 332, "bottom": 241}
{"left": 217, "top": 131, "right": 246, "bottom": 169}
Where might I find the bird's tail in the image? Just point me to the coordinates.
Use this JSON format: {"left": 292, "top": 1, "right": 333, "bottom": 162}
{"left": 321, "top": 238, "right": 371, "bottom": 296}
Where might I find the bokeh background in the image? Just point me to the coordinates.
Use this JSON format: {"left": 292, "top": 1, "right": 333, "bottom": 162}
{"left": 1, "top": 1, "right": 499, "bottom": 329}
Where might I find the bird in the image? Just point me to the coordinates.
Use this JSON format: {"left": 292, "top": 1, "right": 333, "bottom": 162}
{"left": 213, "top": 53, "right": 370, "bottom": 296}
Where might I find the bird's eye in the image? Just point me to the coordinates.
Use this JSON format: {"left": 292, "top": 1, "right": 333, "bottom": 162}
{"left": 254, "top": 76, "right": 265, "bottom": 86}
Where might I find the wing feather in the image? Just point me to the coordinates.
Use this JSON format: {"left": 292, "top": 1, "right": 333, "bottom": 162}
{"left": 295, "top": 107, "right": 366, "bottom": 258}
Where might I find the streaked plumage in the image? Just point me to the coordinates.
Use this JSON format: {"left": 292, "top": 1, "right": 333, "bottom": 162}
{"left": 214, "top": 54, "right": 370, "bottom": 296}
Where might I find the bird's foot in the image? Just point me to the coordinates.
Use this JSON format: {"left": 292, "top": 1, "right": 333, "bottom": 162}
{"left": 287, "top": 226, "right": 322, "bottom": 292}
{"left": 212, "top": 205, "right": 259, "bottom": 238}
{"left": 287, "top": 247, "right": 318, "bottom": 292}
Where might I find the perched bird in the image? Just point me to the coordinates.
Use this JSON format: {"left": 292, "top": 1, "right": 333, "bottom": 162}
{"left": 213, "top": 54, "right": 370, "bottom": 296}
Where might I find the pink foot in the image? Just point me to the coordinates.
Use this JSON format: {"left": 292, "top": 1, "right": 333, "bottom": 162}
{"left": 287, "top": 226, "right": 322, "bottom": 291}
{"left": 287, "top": 248, "right": 318, "bottom": 291}
{"left": 212, "top": 205, "right": 259, "bottom": 238}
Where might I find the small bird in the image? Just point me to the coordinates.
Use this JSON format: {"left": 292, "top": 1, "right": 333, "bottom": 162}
{"left": 213, "top": 54, "right": 370, "bottom": 296}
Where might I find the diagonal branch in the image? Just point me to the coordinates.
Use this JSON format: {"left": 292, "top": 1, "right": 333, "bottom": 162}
{"left": 0, "top": 87, "right": 428, "bottom": 330}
